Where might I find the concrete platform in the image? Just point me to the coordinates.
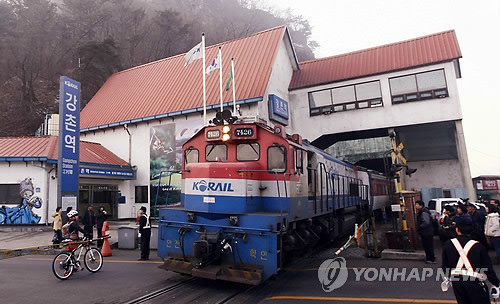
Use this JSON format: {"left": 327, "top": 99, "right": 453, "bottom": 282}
{"left": 381, "top": 248, "right": 426, "bottom": 260}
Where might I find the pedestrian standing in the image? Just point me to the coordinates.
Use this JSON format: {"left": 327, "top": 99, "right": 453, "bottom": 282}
{"left": 52, "top": 207, "right": 62, "bottom": 244}
{"left": 62, "top": 206, "right": 72, "bottom": 225}
{"left": 486, "top": 208, "right": 500, "bottom": 264}
{"left": 467, "top": 203, "right": 488, "bottom": 248}
{"left": 82, "top": 206, "right": 96, "bottom": 240}
{"left": 441, "top": 215, "right": 500, "bottom": 304}
{"left": 138, "top": 206, "right": 151, "bottom": 261}
{"left": 415, "top": 200, "right": 436, "bottom": 263}
{"left": 95, "top": 207, "right": 107, "bottom": 248}
{"left": 489, "top": 199, "right": 500, "bottom": 213}
{"left": 439, "top": 206, "right": 456, "bottom": 243}
{"left": 456, "top": 204, "right": 467, "bottom": 217}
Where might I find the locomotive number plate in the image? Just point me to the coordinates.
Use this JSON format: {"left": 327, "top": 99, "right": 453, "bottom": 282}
{"left": 234, "top": 127, "right": 254, "bottom": 137}
{"left": 203, "top": 197, "right": 215, "bottom": 204}
{"left": 206, "top": 130, "right": 220, "bottom": 139}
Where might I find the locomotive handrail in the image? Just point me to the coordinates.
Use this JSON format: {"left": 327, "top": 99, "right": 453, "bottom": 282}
{"left": 237, "top": 169, "right": 289, "bottom": 232}
{"left": 161, "top": 220, "right": 274, "bottom": 233}
{"left": 154, "top": 169, "right": 190, "bottom": 213}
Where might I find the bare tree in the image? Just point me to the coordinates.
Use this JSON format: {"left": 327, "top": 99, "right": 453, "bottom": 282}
{"left": 0, "top": 0, "right": 318, "bottom": 136}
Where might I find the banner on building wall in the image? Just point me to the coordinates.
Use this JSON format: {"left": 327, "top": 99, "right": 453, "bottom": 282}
{"left": 479, "top": 180, "right": 500, "bottom": 191}
{"left": 57, "top": 76, "right": 80, "bottom": 209}
{"left": 150, "top": 120, "right": 204, "bottom": 212}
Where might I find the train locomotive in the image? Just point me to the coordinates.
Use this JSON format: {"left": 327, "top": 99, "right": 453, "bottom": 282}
{"left": 158, "top": 111, "right": 391, "bottom": 285}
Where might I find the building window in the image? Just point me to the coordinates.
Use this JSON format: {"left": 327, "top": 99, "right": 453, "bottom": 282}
{"left": 135, "top": 186, "right": 148, "bottom": 204}
{"left": 267, "top": 145, "right": 287, "bottom": 172}
{"left": 389, "top": 69, "right": 448, "bottom": 104}
{"left": 0, "top": 184, "right": 20, "bottom": 204}
{"left": 308, "top": 80, "right": 382, "bottom": 116}
{"left": 236, "top": 143, "right": 260, "bottom": 161}
{"left": 205, "top": 144, "right": 227, "bottom": 162}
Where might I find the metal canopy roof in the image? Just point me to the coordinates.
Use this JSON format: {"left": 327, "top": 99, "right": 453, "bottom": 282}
{"left": 289, "top": 30, "right": 462, "bottom": 90}
{"left": 80, "top": 26, "right": 288, "bottom": 130}
{"left": 0, "top": 137, "right": 131, "bottom": 168}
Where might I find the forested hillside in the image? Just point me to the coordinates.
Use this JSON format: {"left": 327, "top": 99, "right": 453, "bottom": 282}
{"left": 0, "top": 0, "right": 317, "bottom": 136}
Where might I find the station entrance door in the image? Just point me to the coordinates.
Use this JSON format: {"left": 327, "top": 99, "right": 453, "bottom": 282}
{"left": 79, "top": 184, "right": 119, "bottom": 219}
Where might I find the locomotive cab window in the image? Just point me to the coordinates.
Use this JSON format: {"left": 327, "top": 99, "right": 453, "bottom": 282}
{"left": 184, "top": 147, "right": 199, "bottom": 166}
{"left": 267, "top": 145, "right": 287, "bottom": 172}
{"left": 206, "top": 144, "right": 227, "bottom": 162}
{"left": 237, "top": 143, "right": 260, "bottom": 161}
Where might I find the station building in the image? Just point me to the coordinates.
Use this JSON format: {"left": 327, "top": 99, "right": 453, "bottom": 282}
{"left": 0, "top": 25, "right": 474, "bottom": 222}
{"left": 0, "top": 137, "right": 134, "bottom": 224}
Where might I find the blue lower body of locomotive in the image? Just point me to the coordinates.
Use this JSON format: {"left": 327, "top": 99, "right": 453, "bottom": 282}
{"left": 158, "top": 207, "right": 281, "bottom": 285}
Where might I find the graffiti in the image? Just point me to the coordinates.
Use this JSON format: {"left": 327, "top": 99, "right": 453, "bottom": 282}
{"left": 0, "top": 178, "right": 42, "bottom": 224}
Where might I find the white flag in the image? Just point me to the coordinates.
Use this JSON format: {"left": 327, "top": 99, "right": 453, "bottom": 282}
{"left": 206, "top": 54, "right": 220, "bottom": 75}
{"left": 184, "top": 42, "right": 203, "bottom": 67}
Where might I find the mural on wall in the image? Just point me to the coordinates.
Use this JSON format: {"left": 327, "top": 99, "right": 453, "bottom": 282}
{"left": 0, "top": 178, "right": 42, "bottom": 224}
{"left": 150, "top": 120, "right": 203, "bottom": 213}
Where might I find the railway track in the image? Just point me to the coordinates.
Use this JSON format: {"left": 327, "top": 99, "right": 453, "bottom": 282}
{"left": 123, "top": 277, "right": 253, "bottom": 304}
{"left": 214, "top": 285, "right": 254, "bottom": 304}
{"left": 123, "top": 278, "right": 198, "bottom": 304}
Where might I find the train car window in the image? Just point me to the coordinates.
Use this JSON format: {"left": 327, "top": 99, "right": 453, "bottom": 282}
{"left": 184, "top": 148, "right": 199, "bottom": 166}
{"left": 295, "top": 148, "right": 303, "bottom": 174}
{"left": 237, "top": 143, "right": 260, "bottom": 161}
{"left": 350, "top": 182, "right": 359, "bottom": 196}
{"left": 205, "top": 144, "right": 227, "bottom": 162}
{"left": 267, "top": 145, "right": 287, "bottom": 172}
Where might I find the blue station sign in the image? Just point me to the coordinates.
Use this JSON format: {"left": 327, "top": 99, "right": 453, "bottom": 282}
{"left": 268, "top": 94, "right": 289, "bottom": 126}
{"left": 80, "top": 167, "right": 135, "bottom": 179}
{"left": 269, "top": 94, "right": 289, "bottom": 119}
{"left": 57, "top": 76, "right": 80, "bottom": 207}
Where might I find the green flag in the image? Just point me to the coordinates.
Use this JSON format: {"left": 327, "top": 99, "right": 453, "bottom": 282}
{"left": 225, "top": 67, "right": 233, "bottom": 91}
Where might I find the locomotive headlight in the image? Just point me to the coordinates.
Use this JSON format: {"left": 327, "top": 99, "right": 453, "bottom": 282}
{"left": 222, "top": 125, "right": 231, "bottom": 141}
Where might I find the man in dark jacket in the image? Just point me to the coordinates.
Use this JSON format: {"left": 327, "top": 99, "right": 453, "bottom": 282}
{"left": 95, "top": 207, "right": 107, "bottom": 248}
{"left": 82, "top": 206, "right": 96, "bottom": 240}
{"left": 62, "top": 206, "right": 72, "bottom": 225}
{"left": 415, "top": 200, "right": 436, "bottom": 263}
{"left": 439, "top": 206, "right": 456, "bottom": 243}
{"left": 442, "top": 215, "right": 500, "bottom": 304}
{"left": 138, "top": 206, "right": 151, "bottom": 261}
{"left": 467, "top": 203, "right": 488, "bottom": 248}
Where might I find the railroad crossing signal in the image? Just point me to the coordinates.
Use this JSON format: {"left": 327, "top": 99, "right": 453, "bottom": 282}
{"left": 391, "top": 141, "right": 406, "bottom": 165}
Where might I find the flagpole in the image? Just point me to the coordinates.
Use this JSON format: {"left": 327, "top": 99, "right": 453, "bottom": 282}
{"left": 231, "top": 58, "right": 236, "bottom": 115}
{"left": 218, "top": 47, "right": 223, "bottom": 112}
{"left": 202, "top": 33, "right": 207, "bottom": 125}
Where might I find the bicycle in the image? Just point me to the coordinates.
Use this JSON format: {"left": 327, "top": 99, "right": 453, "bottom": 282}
{"left": 52, "top": 237, "right": 103, "bottom": 280}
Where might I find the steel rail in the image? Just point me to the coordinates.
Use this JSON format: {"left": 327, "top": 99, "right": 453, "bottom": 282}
{"left": 215, "top": 285, "right": 255, "bottom": 304}
{"left": 122, "top": 277, "right": 198, "bottom": 304}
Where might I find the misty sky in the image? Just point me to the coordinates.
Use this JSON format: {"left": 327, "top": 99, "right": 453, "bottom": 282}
{"left": 266, "top": 0, "right": 500, "bottom": 178}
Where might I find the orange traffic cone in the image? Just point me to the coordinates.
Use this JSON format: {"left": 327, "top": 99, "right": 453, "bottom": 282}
{"left": 101, "top": 221, "right": 112, "bottom": 257}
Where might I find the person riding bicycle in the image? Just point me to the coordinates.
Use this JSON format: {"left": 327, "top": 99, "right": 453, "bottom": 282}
{"left": 61, "top": 210, "right": 89, "bottom": 272}
{"left": 64, "top": 210, "right": 87, "bottom": 241}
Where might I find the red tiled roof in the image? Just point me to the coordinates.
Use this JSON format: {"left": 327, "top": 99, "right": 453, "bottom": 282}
{"left": 80, "top": 26, "right": 287, "bottom": 129}
{"left": 289, "top": 30, "right": 462, "bottom": 90}
{"left": 0, "top": 137, "right": 130, "bottom": 167}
